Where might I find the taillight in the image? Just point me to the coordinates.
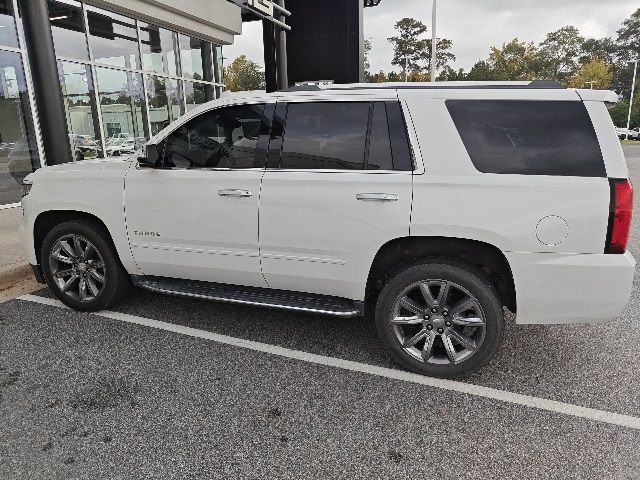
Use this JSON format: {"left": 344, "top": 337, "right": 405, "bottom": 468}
{"left": 605, "top": 179, "right": 633, "bottom": 254}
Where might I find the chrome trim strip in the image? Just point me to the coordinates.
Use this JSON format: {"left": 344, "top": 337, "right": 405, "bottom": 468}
{"left": 136, "top": 282, "right": 360, "bottom": 318}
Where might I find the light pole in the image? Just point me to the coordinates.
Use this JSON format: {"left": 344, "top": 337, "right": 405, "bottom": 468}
{"left": 431, "top": 0, "right": 437, "bottom": 82}
{"left": 404, "top": 55, "right": 408, "bottom": 82}
{"left": 625, "top": 59, "right": 639, "bottom": 140}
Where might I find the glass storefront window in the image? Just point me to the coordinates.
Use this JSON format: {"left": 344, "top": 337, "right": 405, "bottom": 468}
{"left": 59, "top": 61, "right": 102, "bottom": 160}
{"left": 184, "top": 81, "right": 214, "bottom": 112}
{"left": 146, "top": 75, "right": 182, "bottom": 135}
{"left": 96, "top": 67, "right": 147, "bottom": 155}
{"left": 0, "top": 0, "right": 18, "bottom": 48}
{"left": 214, "top": 45, "right": 223, "bottom": 84}
{"left": 140, "top": 23, "right": 177, "bottom": 77}
{"left": 86, "top": 6, "right": 140, "bottom": 69}
{"left": 179, "top": 34, "right": 213, "bottom": 82}
{"left": 0, "top": 50, "right": 39, "bottom": 204}
{"left": 48, "top": 0, "right": 90, "bottom": 60}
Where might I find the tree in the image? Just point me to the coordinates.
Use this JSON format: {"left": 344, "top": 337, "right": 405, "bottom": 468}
{"left": 488, "top": 39, "right": 539, "bottom": 80}
{"left": 567, "top": 58, "right": 613, "bottom": 90}
{"left": 388, "top": 18, "right": 429, "bottom": 78}
{"left": 537, "top": 26, "right": 585, "bottom": 80}
{"left": 580, "top": 37, "right": 618, "bottom": 66}
{"left": 364, "top": 38, "right": 372, "bottom": 81}
{"left": 423, "top": 38, "right": 456, "bottom": 73}
{"left": 369, "top": 70, "right": 388, "bottom": 83}
{"left": 223, "top": 55, "right": 265, "bottom": 92}
{"left": 437, "top": 66, "right": 466, "bottom": 81}
{"left": 387, "top": 18, "right": 456, "bottom": 79}
{"left": 616, "top": 8, "right": 640, "bottom": 54}
{"left": 465, "top": 60, "right": 495, "bottom": 81}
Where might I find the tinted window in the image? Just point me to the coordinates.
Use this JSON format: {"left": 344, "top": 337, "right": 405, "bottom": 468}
{"left": 162, "top": 104, "right": 267, "bottom": 169}
{"left": 367, "top": 102, "right": 393, "bottom": 170}
{"left": 0, "top": 0, "right": 18, "bottom": 48}
{"left": 48, "top": 0, "right": 89, "bottom": 60}
{"left": 281, "top": 102, "right": 369, "bottom": 170}
{"left": 446, "top": 100, "right": 605, "bottom": 177}
{"left": 86, "top": 6, "right": 140, "bottom": 69}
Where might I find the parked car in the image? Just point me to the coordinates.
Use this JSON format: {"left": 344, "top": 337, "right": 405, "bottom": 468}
{"left": 106, "top": 139, "right": 137, "bottom": 157}
{"left": 20, "top": 81, "right": 635, "bottom": 378}
{"left": 629, "top": 127, "right": 640, "bottom": 140}
{"left": 70, "top": 135, "right": 101, "bottom": 161}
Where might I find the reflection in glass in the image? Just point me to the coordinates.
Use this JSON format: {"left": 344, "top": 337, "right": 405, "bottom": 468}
{"left": 214, "top": 45, "right": 223, "bottom": 84}
{"left": 184, "top": 81, "right": 214, "bottom": 111}
{"left": 140, "top": 23, "right": 177, "bottom": 76}
{"left": 96, "top": 67, "right": 147, "bottom": 155}
{"left": 59, "top": 61, "right": 102, "bottom": 160}
{"left": 86, "top": 6, "right": 140, "bottom": 69}
{"left": 48, "top": 0, "right": 89, "bottom": 60}
{"left": 0, "top": 0, "right": 18, "bottom": 48}
{"left": 146, "top": 75, "right": 182, "bottom": 135}
{"left": 0, "top": 51, "right": 39, "bottom": 204}
{"left": 179, "top": 34, "right": 213, "bottom": 82}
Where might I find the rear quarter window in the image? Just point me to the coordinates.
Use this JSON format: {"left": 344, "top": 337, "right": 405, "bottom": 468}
{"left": 445, "top": 100, "right": 606, "bottom": 177}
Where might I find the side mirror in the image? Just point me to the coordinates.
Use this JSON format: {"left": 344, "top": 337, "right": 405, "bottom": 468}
{"left": 138, "top": 144, "right": 161, "bottom": 168}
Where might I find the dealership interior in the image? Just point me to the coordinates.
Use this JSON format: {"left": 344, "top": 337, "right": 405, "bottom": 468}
{"left": 0, "top": 0, "right": 226, "bottom": 206}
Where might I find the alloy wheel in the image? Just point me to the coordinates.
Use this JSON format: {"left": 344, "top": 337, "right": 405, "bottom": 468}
{"left": 48, "top": 234, "right": 106, "bottom": 302}
{"left": 390, "top": 279, "right": 487, "bottom": 365}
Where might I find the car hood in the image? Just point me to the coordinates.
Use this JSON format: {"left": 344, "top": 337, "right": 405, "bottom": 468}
{"left": 26, "top": 157, "right": 134, "bottom": 183}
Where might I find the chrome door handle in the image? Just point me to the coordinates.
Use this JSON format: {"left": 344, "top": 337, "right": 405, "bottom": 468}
{"left": 218, "top": 189, "right": 252, "bottom": 198}
{"left": 356, "top": 193, "right": 399, "bottom": 202}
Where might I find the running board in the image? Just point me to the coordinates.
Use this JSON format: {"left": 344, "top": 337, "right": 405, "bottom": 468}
{"left": 131, "top": 276, "right": 364, "bottom": 318}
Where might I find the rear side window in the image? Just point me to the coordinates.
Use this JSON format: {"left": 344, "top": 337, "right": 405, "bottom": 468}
{"left": 278, "top": 101, "right": 414, "bottom": 171}
{"left": 281, "top": 102, "right": 369, "bottom": 170}
{"left": 446, "top": 100, "right": 605, "bottom": 177}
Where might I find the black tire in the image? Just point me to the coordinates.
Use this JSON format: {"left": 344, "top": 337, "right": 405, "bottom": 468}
{"left": 41, "top": 220, "right": 132, "bottom": 311}
{"left": 375, "top": 260, "right": 504, "bottom": 378}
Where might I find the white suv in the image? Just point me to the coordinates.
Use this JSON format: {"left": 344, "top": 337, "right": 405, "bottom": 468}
{"left": 20, "top": 81, "right": 636, "bottom": 378}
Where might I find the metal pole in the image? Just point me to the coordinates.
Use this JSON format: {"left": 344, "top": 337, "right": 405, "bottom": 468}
{"left": 18, "top": 0, "right": 72, "bottom": 165}
{"left": 626, "top": 60, "right": 638, "bottom": 140}
{"left": 275, "top": 0, "right": 288, "bottom": 90}
{"left": 262, "top": 20, "right": 277, "bottom": 93}
{"left": 431, "top": 0, "right": 437, "bottom": 82}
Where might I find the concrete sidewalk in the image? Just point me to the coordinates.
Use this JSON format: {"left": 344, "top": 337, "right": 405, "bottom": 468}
{"left": 0, "top": 205, "right": 40, "bottom": 301}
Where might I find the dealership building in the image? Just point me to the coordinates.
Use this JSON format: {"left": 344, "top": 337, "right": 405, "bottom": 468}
{"left": 0, "top": 0, "right": 376, "bottom": 207}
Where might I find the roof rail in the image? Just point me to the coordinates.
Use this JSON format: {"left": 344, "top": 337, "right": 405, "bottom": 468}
{"left": 283, "top": 80, "right": 566, "bottom": 92}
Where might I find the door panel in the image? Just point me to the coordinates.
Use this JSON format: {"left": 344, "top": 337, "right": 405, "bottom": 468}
{"left": 124, "top": 102, "right": 272, "bottom": 287}
{"left": 124, "top": 168, "right": 266, "bottom": 286}
{"left": 259, "top": 171, "right": 412, "bottom": 300}
{"left": 259, "top": 100, "right": 413, "bottom": 300}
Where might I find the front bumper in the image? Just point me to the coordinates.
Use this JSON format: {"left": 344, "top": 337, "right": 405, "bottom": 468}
{"left": 507, "top": 251, "right": 636, "bottom": 324}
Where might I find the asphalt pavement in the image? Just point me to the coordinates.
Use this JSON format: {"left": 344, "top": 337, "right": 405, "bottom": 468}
{"left": 1, "top": 145, "right": 640, "bottom": 479}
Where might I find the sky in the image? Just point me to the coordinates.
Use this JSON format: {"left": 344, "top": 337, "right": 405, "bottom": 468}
{"left": 223, "top": 0, "right": 639, "bottom": 74}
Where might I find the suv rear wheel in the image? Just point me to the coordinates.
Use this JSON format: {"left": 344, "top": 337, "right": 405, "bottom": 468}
{"left": 41, "top": 220, "right": 131, "bottom": 311}
{"left": 375, "top": 261, "right": 504, "bottom": 378}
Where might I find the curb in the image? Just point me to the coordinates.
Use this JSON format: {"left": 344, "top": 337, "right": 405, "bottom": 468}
{"left": 0, "top": 263, "right": 32, "bottom": 291}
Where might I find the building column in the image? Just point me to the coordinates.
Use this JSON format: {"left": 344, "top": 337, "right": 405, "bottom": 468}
{"left": 274, "top": 0, "right": 288, "bottom": 90}
{"left": 18, "top": 0, "right": 72, "bottom": 165}
{"left": 262, "top": 20, "right": 277, "bottom": 93}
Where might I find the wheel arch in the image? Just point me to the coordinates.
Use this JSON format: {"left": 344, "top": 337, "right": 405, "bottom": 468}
{"left": 34, "top": 210, "right": 118, "bottom": 267}
{"left": 366, "top": 236, "right": 516, "bottom": 313}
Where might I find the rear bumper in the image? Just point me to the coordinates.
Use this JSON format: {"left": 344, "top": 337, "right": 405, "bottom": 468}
{"left": 507, "top": 251, "right": 635, "bottom": 324}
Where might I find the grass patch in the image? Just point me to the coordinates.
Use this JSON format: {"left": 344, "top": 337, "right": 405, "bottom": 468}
{"left": 621, "top": 139, "right": 640, "bottom": 145}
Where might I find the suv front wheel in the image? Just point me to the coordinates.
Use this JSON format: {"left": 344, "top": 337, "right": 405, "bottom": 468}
{"left": 375, "top": 261, "right": 504, "bottom": 378}
{"left": 41, "top": 220, "right": 131, "bottom": 311}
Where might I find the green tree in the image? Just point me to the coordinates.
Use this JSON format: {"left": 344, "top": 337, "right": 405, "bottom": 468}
{"left": 437, "top": 66, "right": 466, "bottom": 81}
{"left": 616, "top": 8, "right": 640, "bottom": 54}
{"left": 567, "top": 58, "right": 613, "bottom": 89}
{"left": 364, "top": 38, "right": 372, "bottom": 81}
{"left": 488, "top": 39, "right": 539, "bottom": 80}
{"left": 580, "top": 37, "right": 618, "bottom": 66}
{"left": 465, "top": 60, "right": 495, "bottom": 81}
{"left": 369, "top": 70, "right": 388, "bottom": 83}
{"left": 223, "top": 55, "right": 265, "bottom": 92}
{"left": 387, "top": 18, "right": 456, "bottom": 79}
{"left": 538, "top": 26, "right": 585, "bottom": 80}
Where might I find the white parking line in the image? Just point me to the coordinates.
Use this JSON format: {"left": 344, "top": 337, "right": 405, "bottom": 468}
{"left": 17, "top": 293, "right": 640, "bottom": 431}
